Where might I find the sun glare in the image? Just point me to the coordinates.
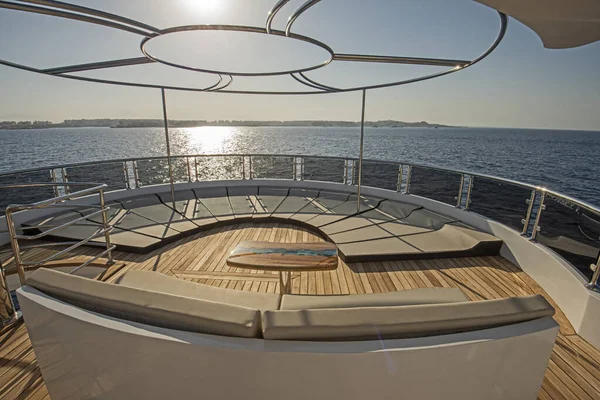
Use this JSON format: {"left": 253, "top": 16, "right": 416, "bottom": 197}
{"left": 185, "top": 126, "right": 235, "bottom": 153}
{"left": 184, "top": 0, "right": 222, "bottom": 14}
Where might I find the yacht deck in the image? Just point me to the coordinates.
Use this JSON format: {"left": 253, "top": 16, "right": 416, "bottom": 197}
{"left": 1, "top": 223, "right": 599, "bottom": 400}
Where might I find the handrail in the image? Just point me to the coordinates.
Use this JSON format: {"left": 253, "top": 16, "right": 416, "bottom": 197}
{"left": 0, "top": 152, "right": 578, "bottom": 204}
{"left": 1, "top": 153, "right": 599, "bottom": 290}
{"left": 3, "top": 182, "right": 115, "bottom": 285}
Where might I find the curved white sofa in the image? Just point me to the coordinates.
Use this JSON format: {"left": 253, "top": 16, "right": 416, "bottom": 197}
{"left": 18, "top": 269, "right": 558, "bottom": 400}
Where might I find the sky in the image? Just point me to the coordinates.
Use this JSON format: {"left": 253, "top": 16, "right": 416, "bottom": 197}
{"left": 0, "top": 0, "right": 599, "bottom": 130}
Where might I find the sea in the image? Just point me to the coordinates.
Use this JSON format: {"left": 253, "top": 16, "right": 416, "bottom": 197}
{"left": 0, "top": 126, "right": 598, "bottom": 206}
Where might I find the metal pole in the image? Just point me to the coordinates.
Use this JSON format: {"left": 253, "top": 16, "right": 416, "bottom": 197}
{"left": 98, "top": 188, "right": 114, "bottom": 266}
{"left": 161, "top": 88, "right": 176, "bottom": 208}
{"left": 356, "top": 89, "right": 367, "bottom": 213}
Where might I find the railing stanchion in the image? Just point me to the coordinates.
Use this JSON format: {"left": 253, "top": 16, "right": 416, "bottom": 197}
{"left": 133, "top": 160, "right": 140, "bottom": 188}
{"left": 530, "top": 190, "right": 546, "bottom": 240}
{"left": 456, "top": 174, "right": 465, "bottom": 207}
{"left": 50, "top": 169, "right": 59, "bottom": 197}
{"left": 98, "top": 188, "right": 114, "bottom": 266}
{"left": 61, "top": 167, "right": 69, "bottom": 194}
{"left": 123, "top": 162, "right": 130, "bottom": 189}
{"left": 464, "top": 175, "right": 473, "bottom": 210}
{"left": 586, "top": 254, "right": 600, "bottom": 292}
{"left": 249, "top": 156, "right": 253, "bottom": 179}
{"left": 292, "top": 157, "right": 297, "bottom": 181}
{"left": 241, "top": 156, "right": 246, "bottom": 179}
{"left": 396, "top": 165, "right": 403, "bottom": 192}
{"left": 522, "top": 189, "right": 536, "bottom": 235}
{"left": 405, "top": 165, "right": 412, "bottom": 194}
{"left": 5, "top": 209, "right": 25, "bottom": 285}
{"left": 0, "top": 260, "right": 20, "bottom": 327}
{"left": 343, "top": 160, "right": 348, "bottom": 185}
{"left": 186, "top": 156, "right": 192, "bottom": 182}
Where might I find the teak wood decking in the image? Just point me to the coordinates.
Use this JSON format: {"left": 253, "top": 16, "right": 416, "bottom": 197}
{"left": 1, "top": 223, "right": 599, "bottom": 400}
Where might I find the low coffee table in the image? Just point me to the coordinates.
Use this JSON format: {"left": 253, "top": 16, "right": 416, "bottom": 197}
{"left": 226, "top": 241, "right": 338, "bottom": 294}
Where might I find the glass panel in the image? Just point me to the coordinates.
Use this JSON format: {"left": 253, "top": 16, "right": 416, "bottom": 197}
{"left": 66, "top": 162, "right": 126, "bottom": 192}
{"left": 193, "top": 156, "right": 243, "bottom": 181}
{"left": 354, "top": 162, "right": 399, "bottom": 191}
{"left": 469, "top": 177, "right": 531, "bottom": 231}
{"left": 537, "top": 195, "right": 600, "bottom": 279}
{"left": 136, "top": 157, "right": 188, "bottom": 186}
{"left": 303, "top": 157, "right": 344, "bottom": 183}
{"left": 0, "top": 170, "right": 54, "bottom": 215}
{"left": 252, "top": 156, "right": 293, "bottom": 179}
{"left": 409, "top": 167, "right": 461, "bottom": 205}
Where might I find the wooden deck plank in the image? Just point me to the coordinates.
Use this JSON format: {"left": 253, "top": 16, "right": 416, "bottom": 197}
{"left": 1, "top": 222, "right": 599, "bottom": 400}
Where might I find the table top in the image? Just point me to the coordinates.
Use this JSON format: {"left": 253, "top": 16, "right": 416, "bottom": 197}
{"left": 226, "top": 241, "right": 338, "bottom": 272}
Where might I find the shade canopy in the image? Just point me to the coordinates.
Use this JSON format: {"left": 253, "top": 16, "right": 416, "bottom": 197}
{"left": 476, "top": 0, "right": 600, "bottom": 49}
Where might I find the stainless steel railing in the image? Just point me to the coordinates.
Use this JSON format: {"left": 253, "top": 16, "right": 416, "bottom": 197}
{"left": 0, "top": 182, "right": 115, "bottom": 326}
{"left": 1, "top": 153, "right": 599, "bottom": 291}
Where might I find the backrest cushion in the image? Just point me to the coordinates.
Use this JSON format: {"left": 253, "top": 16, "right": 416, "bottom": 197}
{"left": 26, "top": 268, "right": 262, "bottom": 338}
{"left": 280, "top": 288, "right": 469, "bottom": 310}
{"left": 115, "top": 270, "right": 281, "bottom": 311}
{"left": 262, "top": 295, "right": 554, "bottom": 341}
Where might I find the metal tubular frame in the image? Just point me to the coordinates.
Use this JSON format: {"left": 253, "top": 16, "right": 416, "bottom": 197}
{"left": 0, "top": 1, "right": 507, "bottom": 94}
{"left": 2, "top": 182, "right": 115, "bottom": 287}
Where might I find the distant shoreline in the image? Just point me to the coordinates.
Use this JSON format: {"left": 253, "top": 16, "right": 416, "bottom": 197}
{"left": 0, "top": 119, "right": 452, "bottom": 130}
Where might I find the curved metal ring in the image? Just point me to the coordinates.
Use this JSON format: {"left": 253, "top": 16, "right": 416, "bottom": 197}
{"left": 140, "top": 25, "right": 335, "bottom": 77}
{"left": 266, "top": 0, "right": 292, "bottom": 34}
{"left": 288, "top": 12, "right": 508, "bottom": 94}
{"left": 286, "top": 0, "right": 322, "bottom": 37}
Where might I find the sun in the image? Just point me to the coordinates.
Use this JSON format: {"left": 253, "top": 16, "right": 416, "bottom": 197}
{"left": 184, "top": 0, "right": 222, "bottom": 13}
